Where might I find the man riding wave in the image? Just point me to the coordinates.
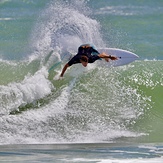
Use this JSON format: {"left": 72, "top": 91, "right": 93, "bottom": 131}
{"left": 60, "top": 44, "right": 117, "bottom": 77}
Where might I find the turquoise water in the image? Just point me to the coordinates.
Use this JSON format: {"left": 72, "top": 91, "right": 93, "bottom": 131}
{"left": 0, "top": 0, "right": 163, "bottom": 162}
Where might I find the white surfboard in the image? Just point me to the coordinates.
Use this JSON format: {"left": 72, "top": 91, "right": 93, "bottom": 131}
{"left": 97, "top": 48, "right": 139, "bottom": 67}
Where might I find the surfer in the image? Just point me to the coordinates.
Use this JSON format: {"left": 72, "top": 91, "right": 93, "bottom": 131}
{"left": 60, "top": 44, "right": 118, "bottom": 77}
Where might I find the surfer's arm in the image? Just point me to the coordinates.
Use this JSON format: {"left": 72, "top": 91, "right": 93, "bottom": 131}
{"left": 98, "top": 52, "right": 118, "bottom": 61}
{"left": 60, "top": 63, "right": 69, "bottom": 77}
{"left": 60, "top": 55, "right": 80, "bottom": 77}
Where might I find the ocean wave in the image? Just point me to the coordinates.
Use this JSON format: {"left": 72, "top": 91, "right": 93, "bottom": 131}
{"left": 0, "top": 0, "right": 163, "bottom": 144}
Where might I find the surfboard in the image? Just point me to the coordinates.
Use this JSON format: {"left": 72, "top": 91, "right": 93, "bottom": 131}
{"left": 97, "top": 48, "right": 139, "bottom": 67}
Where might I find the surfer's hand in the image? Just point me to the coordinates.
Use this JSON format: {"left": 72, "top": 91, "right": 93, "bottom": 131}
{"left": 58, "top": 76, "right": 64, "bottom": 80}
{"left": 109, "top": 55, "right": 118, "bottom": 60}
{"left": 53, "top": 74, "right": 64, "bottom": 80}
{"left": 53, "top": 76, "right": 64, "bottom": 80}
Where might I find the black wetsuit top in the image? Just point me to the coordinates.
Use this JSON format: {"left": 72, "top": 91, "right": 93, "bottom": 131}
{"left": 68, "top": 44, "right": 100, "bottom": 66}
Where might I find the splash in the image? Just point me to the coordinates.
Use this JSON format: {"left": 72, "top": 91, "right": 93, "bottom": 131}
{"left": 29, "top": 0, "right": 104, "bottom": 65}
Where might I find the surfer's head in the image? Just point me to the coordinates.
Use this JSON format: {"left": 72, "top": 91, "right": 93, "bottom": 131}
{"left": 80, "top": 55, "right": 88, "bottom": 67}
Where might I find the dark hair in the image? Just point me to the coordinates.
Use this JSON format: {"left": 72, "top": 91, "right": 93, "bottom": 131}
{"left": 80, "top": 56, "right": 88, "bottom": 62}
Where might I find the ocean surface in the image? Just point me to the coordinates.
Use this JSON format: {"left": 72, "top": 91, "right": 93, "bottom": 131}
{"left": 0, "top": 0, "right": 163, "bottom": 162}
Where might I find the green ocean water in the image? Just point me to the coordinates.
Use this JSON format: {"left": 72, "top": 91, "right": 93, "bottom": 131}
{"left": 0, "top": 0, "right": 163, "bottom": 162}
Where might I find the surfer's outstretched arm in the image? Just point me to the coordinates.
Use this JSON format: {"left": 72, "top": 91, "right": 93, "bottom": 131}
{"left": 60, "top": 63, "right": 69, "bottom": 77}
{"left": 98, "top": 52, "right": 118, "bottom": 61}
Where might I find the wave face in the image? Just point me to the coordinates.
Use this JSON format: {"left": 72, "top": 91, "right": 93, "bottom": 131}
{"left": 0, "top": 0, "right": 163, "bottom": 144}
